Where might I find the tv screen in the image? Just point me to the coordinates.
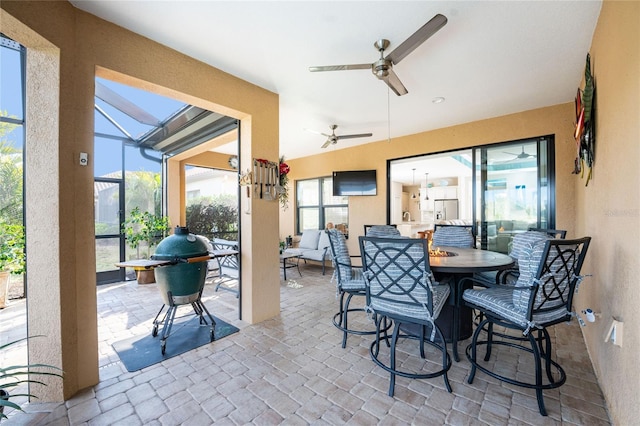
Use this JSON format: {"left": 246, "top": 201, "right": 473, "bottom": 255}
{"left": 333, "top": 170, "right": 377, "bottom": 196}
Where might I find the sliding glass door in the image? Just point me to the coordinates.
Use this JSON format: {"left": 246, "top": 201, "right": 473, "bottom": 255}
{"left": 388, "top": 136, "right": 555, "bottom": 252}
{"left": 474, "top": 137, "right": 554, "bottom": 253}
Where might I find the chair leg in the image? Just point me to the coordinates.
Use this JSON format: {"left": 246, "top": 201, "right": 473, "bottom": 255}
{"left": 466, "top": 317, "right": 488, "bottom": 384}
{"left": 527, "top": 330, "right": 548, "bottom": 416}
{"left": 432, "top": 322, "right": 452, "bottom": 393}
{"left": 341, "top": 293, "right": 355, "bottom": 348}
{"left": 484, "top": 320, "right": 494, "bottom": 362}
{"left": 539, "top": 328, "right": 556, "bottom": 384}
{"left": 388, "top": 322, "right": 401, "bottom": 397}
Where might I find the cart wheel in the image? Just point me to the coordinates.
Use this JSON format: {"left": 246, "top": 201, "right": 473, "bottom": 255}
{"left": 161, "top": 340, "right": 166, "bottom": 355}
{"left": 152, "top": 324, "right": 158, "bottom": 337}
{"left": 210, "top": 327, "right": 215, "bottom": 342}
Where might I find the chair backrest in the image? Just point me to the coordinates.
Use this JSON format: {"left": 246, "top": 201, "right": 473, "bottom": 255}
{"left": 512, "top": 237, "right": 591, "bottom": 325}
{"left": 509, "top": 231, "right": 553, "bottom": 262}
{"left": 326, "top": 229, "right": 354, "bottom": 282}
{"left": 364, "top": 224, "right": 400, "bottom": 237}
{"left": 212, "top": 238, "right": 239, "bottom": 269}
{"left": 359, "top": 236, "right": 436, "bottom": 322}
{"left": 432, "top": 225, "right": 475, "bottom": 248}
{"left": 527, "top": 227, "right": 568, "bottom": 239}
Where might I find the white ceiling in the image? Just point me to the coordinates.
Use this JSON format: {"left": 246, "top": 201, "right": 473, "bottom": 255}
{"left": 70, "top": 1, "right": 601, "bottom": 163}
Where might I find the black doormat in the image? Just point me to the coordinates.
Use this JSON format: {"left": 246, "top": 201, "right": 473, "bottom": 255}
{"left": 112, "top": 315, "right": 239, "bottom": 372}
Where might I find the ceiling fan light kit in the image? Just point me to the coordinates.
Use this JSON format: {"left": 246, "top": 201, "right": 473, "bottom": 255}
{"left": 309, "top": 14, "right": 448, "bottom": 96}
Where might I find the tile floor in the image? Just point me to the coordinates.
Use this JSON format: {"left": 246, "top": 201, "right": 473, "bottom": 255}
{"left": 1, "top": 265, "right": 612, "bottom": 425}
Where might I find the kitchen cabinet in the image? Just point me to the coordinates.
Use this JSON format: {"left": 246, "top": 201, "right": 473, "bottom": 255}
{"left": 391, "top": 181, "right": 403, "bottom": 224}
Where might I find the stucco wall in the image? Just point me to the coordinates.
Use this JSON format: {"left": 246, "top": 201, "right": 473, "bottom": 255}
{"left": 1, "top": 0, "right": 280, "bottom": 401}
{"left": 573, "top": 1, "right": 640, "bottom": 424}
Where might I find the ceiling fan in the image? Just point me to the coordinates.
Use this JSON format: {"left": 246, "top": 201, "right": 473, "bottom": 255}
{"left": 309, "top": 14, "right": 448, "bottom": 96}
{"left": 503, "top": 146, "right": 537, "bottom": 161}
{"left": 307, "top": 124, "right": 373, "bottom": 149}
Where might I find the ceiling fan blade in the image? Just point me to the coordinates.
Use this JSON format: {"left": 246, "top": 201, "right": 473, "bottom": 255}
{"left": 321, "top": 139, "right": 333, "bottom": 149}
{"left": 309, "top": 64, "right": 371, "bottom": 72}
{"left": 336, "top": 132, "right": 373, "bottom": 141}
{"left": 304, "top": 128, "right": 331, "bottom": 137}
{"left": 386, "top": 14, "right": 448, "bottom": 65}
{"left": 383, "top": 69, "right": 408, "bottom": 96}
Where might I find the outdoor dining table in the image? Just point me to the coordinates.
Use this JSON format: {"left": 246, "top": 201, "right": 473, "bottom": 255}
{"left": 428, "top": 246, "right": 515, "bottom": 362}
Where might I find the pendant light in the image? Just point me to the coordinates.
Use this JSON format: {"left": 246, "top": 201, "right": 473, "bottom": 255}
{"left": 424, "top": 173, "right": 429, "bottom": 200}
{"left": 411, "top": 168, "right": 417, "bottom": 199}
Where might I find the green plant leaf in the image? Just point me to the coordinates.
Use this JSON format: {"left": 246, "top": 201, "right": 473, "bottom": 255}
{"left": 582, "top": 53, "right": 594, "bottom": 123}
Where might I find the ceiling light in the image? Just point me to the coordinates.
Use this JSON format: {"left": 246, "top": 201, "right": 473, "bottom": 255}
{"left": 411, "top": 168, "right": 417, "bottom": 199}
{"left": 432, "top": 97, "right": 445, "bottom": 104}
{"left": 424, "top": 173, "right": 429, "bottom": 200}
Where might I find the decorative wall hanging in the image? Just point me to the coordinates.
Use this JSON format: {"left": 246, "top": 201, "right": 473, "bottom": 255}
{"left": 573, "top": 53, "right": 596, "bottom": 186}
{"left": 278, "top": 157, "right": 290, "bottom": 210}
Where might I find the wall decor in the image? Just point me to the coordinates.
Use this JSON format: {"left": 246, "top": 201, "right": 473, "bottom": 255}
{"left": 573, "top": 53, "right": 596, "bottom": 186}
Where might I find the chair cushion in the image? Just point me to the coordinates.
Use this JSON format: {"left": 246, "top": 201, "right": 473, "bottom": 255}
{"left": 340, "top": 267, "right": 366, "bottom": 292}
{"left": 370, "top": 282, "right": 450, "bottom": 321}
{"left": 509, "top": 231, "right": 551, "bottom": 262}
{"left": 464, "top": 286, "right": 572, "bottom": 328}
{"left": 432, "top": 227, "right": 474, "bottom": 248}
{"left": 512, "top": 239, "right": 549, "bottom": 311}
{"left": 366, "top": 225, "right": 401, "bottom": 237}
{"left": 513, "top": 240, "right": 578, "bottom": 316}
{"left": 299, "top": 230, "right": 321, "bottom": 249}
{"left": 326, "top": 229, "right": 353, "bottom": 280}
{"left": 317, "top": 230, "right": 331, "bottom": 250}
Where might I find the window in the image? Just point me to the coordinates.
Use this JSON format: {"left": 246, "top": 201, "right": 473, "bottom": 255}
{"left": 389, "top": 136, "right": 555, "bottom": 253}
{"left": 296, "top": 177, "right": 348, "bottom": 236}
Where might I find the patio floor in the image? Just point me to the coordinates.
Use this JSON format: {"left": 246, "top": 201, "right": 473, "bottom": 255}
{"left": 1, "top": 264, "right": 611, "bottom": 425}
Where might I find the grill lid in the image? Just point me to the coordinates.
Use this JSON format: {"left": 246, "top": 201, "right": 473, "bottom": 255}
{"left": 152, "top": 226, "right": 209, "bottom": 261}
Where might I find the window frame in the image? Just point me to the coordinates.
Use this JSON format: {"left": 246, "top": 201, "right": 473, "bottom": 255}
{"left": 295, "top": 176, "right": 348, "bottom": 235}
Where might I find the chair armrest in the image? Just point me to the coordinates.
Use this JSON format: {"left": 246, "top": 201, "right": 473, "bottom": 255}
{"left": 496, "top": 267, "right": 519, "bottom": 285}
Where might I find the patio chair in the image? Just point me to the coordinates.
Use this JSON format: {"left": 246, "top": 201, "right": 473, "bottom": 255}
{"left": 359, "top": 235, "right": 452, "bottom": 397}
{"left": 475, "top": 229, "right": 566, "bottom": 287}
{"left": 364, "top": 224, "right": 400, "bottom": 237}
{"left": 462, "top": 237, "right": 591, "bottom": 416}
{"left": 432, "top": 224, "right": 475, "bottom": 248}
{"left": 326, "top": 228, "right": 378, "bottom": 348}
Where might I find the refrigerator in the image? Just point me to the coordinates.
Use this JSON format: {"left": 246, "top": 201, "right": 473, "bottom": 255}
{"left": 434, "top": 199, "right": 458, "bottom": 221}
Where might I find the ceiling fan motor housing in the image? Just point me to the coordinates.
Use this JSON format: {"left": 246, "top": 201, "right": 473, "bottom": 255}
{"left": 373, "top": 59, "right": 391, "bottom": 78}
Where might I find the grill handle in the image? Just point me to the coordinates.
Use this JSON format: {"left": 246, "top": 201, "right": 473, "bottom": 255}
{"left": 180, "top": 255, "right": 212, "bottom": 264}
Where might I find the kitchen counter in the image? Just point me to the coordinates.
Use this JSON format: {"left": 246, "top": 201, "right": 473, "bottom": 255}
{"left": 396, "top": 222, "right": 433, "bottom": 238}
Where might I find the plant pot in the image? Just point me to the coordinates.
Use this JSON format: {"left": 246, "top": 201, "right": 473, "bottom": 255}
{"left": 0, "top": 271, "right": 9, "bottom": 309}
{"left": 135, "top": 268, "right": 156, "bottom": 284}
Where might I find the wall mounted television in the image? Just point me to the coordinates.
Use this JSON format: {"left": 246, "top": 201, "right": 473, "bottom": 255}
{"left": 332, "top": 170, "right": 377, "bottom": 196}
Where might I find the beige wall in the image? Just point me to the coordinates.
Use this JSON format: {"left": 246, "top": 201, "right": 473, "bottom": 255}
{"left": 1, "top": 0, "right": 280, "bottom": 401}
{"left": 280, "top": 103, "right": 577, "bottom": 254}
{"left": 573, "top": 1, "right": 640, "bottom": 424}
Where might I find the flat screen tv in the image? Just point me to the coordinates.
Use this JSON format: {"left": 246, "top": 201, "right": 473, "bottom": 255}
{"left": 332, "top": 170, "right": 377, "bottom": 196}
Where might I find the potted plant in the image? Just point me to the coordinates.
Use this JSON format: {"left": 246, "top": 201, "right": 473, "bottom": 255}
{"left": 122, "top": 207, "right": 170, "bottom": 284}
{"left": 0, "top": 221, "right": 25, "bottom": 309}
{"left": 0, "top": 336, "right": 63, "bottom": 420}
